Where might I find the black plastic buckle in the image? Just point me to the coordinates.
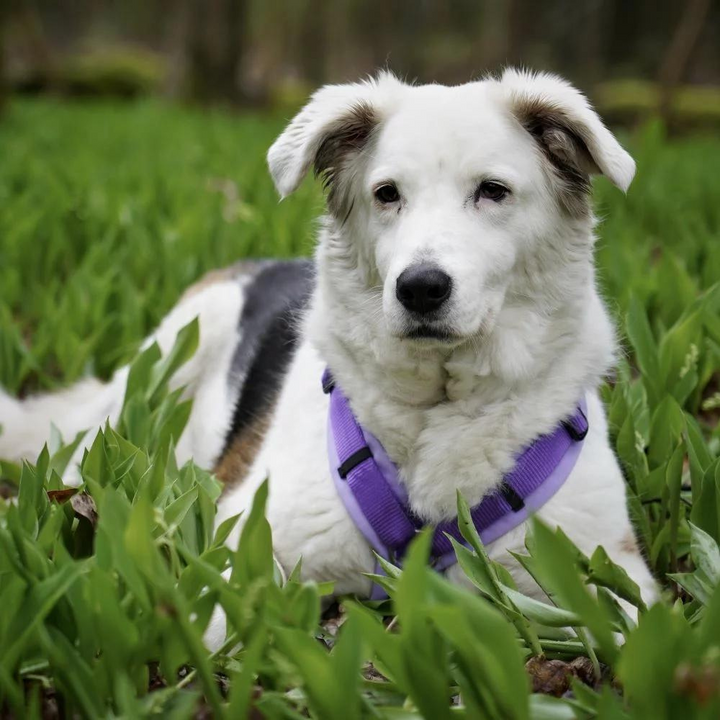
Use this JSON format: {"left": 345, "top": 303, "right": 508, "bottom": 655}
{"left": 500, "top": 483, "right": 526, "bottom": 512}
{"left": 562, "top": 408, "right": 588, "bottom": 441}
{"left": 338, "top": 446, "right": 373, "bottom": 479}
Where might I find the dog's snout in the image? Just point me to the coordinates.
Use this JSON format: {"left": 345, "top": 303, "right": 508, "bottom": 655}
{"left": 396, "top": 264, "right": 452, "bottom": 315}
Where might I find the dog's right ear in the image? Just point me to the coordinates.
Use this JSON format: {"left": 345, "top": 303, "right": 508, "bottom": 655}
{"left": 267, "top": 75, "right": 401, "bottom": 201}
{"left": 499, "top": 68, "right": 635, "bottom": 217}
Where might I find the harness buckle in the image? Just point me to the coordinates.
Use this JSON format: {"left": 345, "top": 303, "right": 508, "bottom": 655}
{"left": 322, "top": 372, "right": 335, "bottom": 394}
{"left": 338, "top": 446, "right": 373, "bottom": 479}
{"left": 500, "top": 483, "right": 526, "bottom": 512}
{"left": 562, "top": 407, "right": 588, "bottom": 441}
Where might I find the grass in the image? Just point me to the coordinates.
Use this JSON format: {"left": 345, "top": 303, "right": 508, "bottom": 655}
{"left": 0, "top": 99, "right": 319, "bottom": 393}
{"left": 0, "top": 98, "right": 719, "bottom": 718}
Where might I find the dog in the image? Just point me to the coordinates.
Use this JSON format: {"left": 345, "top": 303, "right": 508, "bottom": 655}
{"left": 0, "top": 70, "right": 658, "bottom": 643}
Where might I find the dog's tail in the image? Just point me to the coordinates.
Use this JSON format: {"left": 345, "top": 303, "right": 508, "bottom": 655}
{"left": 1, "top": 274, "right": 245, "bottom": 484}
{"left": 0, "top": 374, "right": 126, "bottom": 470}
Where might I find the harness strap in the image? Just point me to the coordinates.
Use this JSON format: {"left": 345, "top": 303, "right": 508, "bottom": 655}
{"left": 325, "top": 375, "right": 420, "bottom": 553}
{"left": 323, "top": 369, "right": 588, "bottom": 586}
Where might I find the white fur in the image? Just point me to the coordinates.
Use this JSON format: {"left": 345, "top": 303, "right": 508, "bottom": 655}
{"left": 1, "top": 71, "right": 657, "bottom": 646}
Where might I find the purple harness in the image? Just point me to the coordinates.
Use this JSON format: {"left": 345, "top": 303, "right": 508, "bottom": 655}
{"left": 322, "top": 370, "right": 589, "bottom": 599}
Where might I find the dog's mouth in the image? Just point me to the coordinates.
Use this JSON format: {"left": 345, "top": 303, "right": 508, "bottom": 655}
{"left": 401, "top": 324, "right": 464, "bottom": 345}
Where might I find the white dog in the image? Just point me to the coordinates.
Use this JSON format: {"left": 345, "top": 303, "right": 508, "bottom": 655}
{"left": 0, "top": 70, "right": 657, "bottom": 636}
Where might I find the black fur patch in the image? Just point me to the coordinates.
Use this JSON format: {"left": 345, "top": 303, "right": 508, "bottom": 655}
{"left": 221, "top": 259, "right": 315, "bottom": 456}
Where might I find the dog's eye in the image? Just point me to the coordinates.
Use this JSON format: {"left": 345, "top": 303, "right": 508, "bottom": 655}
{"left": 374, "top": 183, "right": 400, "bottom": 204}
{"left": 475, "top": 181, "right": 509, "bottom": 202}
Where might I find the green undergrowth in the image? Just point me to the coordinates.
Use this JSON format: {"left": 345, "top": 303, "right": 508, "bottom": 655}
{"left": 0, "top": 99, "right": 719, "bottom": 718}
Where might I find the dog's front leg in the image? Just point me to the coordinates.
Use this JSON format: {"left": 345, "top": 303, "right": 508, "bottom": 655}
{"left": 404, "top": 403, "right": 513, "bottom": 522}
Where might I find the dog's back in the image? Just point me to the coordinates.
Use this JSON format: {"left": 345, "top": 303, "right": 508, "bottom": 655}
{"left": 214, "top": 259, "right": 314, "bottom": 485}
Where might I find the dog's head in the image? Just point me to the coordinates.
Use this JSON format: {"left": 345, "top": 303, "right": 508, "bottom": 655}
{"left": 268, "top": 70, "right": 634, "bottom": 348}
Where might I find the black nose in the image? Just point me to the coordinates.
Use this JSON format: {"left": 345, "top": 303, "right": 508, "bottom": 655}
{"left": 396, "top": 265, "right": 452, "bottom": 315}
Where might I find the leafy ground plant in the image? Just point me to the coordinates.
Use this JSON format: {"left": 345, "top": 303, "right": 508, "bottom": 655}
{"left": 1, "top": 99, "right": 719, "bottom": 718}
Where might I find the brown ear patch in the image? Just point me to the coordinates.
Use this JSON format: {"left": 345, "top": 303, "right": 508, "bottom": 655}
{"left": 314, "top": 101, "right": 378, "bottom": 217}
{"left": 511, "top": 96, "right": 598, "bottom": 217}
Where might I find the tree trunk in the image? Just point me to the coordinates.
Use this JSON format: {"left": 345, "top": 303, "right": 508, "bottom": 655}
{"left": 0, "top": 10, "right": 6, "bottom": 113}
{"left": 657, "top": 0, "right": 712, "bottom": 125}
{"left": 298, "top": 0, "right": 326, "bottom": 86}
{"left": 181, "top": 0, "right": 251, "bottom": 105}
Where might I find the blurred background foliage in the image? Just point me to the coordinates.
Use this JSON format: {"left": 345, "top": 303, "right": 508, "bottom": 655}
{"left": 1, "top": 0, "right": 719, "bottom": 129}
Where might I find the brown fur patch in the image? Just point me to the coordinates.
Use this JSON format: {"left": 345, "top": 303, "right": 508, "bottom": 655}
{"left": 620, "top": 532, "right": 640, "bottom": 555}
{"left": 180, "top": 261, "right": 261, "bottom": 302}
{"left": 510, "top": 96, "right": 597, "bottom": 218}
{"left": 314, "top": 101, "right": 378, "bottom": 217}
{"left": 214, "top": 410, "right": 272, "bottom": 490}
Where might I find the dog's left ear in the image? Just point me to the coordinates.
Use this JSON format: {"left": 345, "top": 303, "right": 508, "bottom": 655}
{"left": 268, "top": 74, "right": 402, "bottom": 202}
{"left": 500, "top": 69, "right": 635, "bottom": 196}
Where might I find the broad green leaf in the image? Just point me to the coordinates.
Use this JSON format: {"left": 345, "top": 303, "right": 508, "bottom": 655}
{"left": 529, "top": 520, "right": 618, "bottom": 663}
{"left": 1, "top": 561, "right": 86, "bottom": 674}
{"left": 528, "top": 694, "right": 577, "bottom": 720}
{"left": 500, "top": 584, "right": 582, "bottom": 627}
{"left": 668, "top": 571, "right": 714, "bottom": 605}
{"left": 617, "top": 603, "right": 693, "bottom": 719}
{"left": 164, "top": 486, "right": 199, "bottom": 529}
{"left": 147, "top": 318, "right": 199, "bottom": 405}
{"left": 587, "top": 546, "right": 647, "bottom": 611}
{"left": 648, "top": 396, "right": 685, "bottom": 468}
{"left": 226, "top": 628, "right": 268, "bottom": 718}
{"left": 688, "top": 522, "right": 720, "bottom": 586}
{"left": 230, "top": 479, "right": 274, "bottom": 587}
{"left": 690, "top": 458, "right": 720, "bottom": 542}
